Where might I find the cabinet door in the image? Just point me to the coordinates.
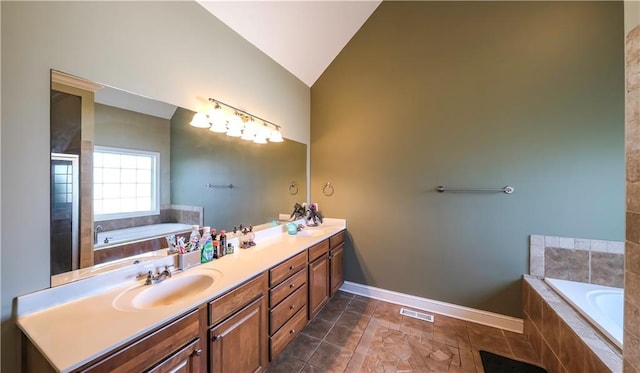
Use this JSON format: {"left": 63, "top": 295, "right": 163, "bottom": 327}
{"left": 330, "top": 244, "right": 344, "bottom": 297}
{"left": 308, "top": 254, "right": 330, "bottom": 319}
{"left": 209, "top": 296, "right": 268, "bottom": 373}
{"left": 147, "top": 338, "right": 202, "bottom": 373}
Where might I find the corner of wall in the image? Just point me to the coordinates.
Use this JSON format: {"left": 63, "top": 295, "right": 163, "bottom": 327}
{"left": 625, "top": 1, "right": 640, "bottom": 36}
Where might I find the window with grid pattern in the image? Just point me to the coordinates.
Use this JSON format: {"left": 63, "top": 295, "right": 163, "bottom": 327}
{"left": 93, "top": 146, "right": 159, "bottom": 220}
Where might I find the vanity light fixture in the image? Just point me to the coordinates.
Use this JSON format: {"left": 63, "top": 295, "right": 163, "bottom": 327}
{"left": 189, "top": 112, "right": 211, "bottom": 128}
{"left": 190, "top": 98, "right": 284, "bottom": 144}
{"left": 208, "top": 102, "right": 227, "bottom": 133}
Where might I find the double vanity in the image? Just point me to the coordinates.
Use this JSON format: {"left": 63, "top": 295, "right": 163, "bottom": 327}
{"left": 18, "top": 219, "right": 346, "bottom": 372}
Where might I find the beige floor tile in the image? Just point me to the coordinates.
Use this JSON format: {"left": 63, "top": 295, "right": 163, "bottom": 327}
{"left": 372, "top": 302, "right": 403, "bottom": 325}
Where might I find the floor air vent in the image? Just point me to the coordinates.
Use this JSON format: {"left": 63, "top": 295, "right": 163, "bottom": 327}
{"left": 400, "top": 308, "right": 434, "bottom": 322}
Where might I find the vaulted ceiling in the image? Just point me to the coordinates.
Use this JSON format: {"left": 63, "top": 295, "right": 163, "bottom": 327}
{"left": 197, "top": 1, "right": 381, "bottom": 87}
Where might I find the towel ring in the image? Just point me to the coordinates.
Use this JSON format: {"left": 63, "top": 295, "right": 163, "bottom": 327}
{"left": 288, "top": 182, "right": 299, "bottom": 195}
{"left": 323, "top": 182, "right": 335, "bottom": 197}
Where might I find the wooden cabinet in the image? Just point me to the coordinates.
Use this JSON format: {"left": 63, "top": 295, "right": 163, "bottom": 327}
{"left": 268, "top": 251, "right": 308, "bottom": 360}
{"left": 270, "top": 251, "right": 307, "bottom": 287}
{"left": 147, "top": 339, "right": 202, "bottom": 373}
{"left": 24, "top": 228, "right": 348, "bottom": 373}
{"left": 77, "top": 310, "right": 202, "bottom": 373}
{"left": 308, "top": 242, "right": 330, "bottom": 319}
{"left": 208, "top": 273, "right": 268, "bottom": 373}
{"left": 329, "top": 231, "right": 346, "bottom": 297}
{"left": 209, "top": 296, "right": 267, "bottom": 373}
{"left": 269, "top": 307, "right": 307, "bottom": 358}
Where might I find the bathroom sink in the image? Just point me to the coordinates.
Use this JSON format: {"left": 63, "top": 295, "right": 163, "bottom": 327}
{"left": 296, "top": 228, "right": 326, "bottom": 237}
{"left": 113, "top": 268, "right": 222, "bottom": 311}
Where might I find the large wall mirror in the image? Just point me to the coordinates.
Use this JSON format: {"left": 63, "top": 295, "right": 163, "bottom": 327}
{"left": 50, "top": 70, "right": 307, "bottom": 286}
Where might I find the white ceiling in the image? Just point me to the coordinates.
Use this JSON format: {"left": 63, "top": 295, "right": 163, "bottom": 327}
{"left": 197, "top": 1, "right": 381, "bottom": 87}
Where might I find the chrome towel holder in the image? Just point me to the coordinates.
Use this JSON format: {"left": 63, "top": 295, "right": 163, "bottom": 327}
{"left": 288, "top": 182, "right": 299, "bottom": 195}
{"left": 436, "top": 185, "right": 514, "bottom": 194}
{"left": 323, "top": 182, "right": 335, "bottom": 196}
{"left": 206, "top": 183, "right": 234, "bottom": 189}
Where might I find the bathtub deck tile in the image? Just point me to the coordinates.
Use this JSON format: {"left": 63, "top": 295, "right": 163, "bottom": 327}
{"left": 524, "top": 276, "right": 623, "bottom": 373}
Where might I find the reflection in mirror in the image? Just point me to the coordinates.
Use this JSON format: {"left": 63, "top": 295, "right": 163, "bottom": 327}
{"left": 50, "top": 70, "right": 307, "bottom": 286}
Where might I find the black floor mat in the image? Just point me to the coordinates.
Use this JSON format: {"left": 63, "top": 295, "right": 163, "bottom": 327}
{"left": 479, "top": 350, "right": 547, "bottom": 373}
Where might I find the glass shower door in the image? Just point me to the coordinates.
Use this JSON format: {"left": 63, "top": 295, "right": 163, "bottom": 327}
{"left": 51, "top": 154, "right": 79, "bottom": 275}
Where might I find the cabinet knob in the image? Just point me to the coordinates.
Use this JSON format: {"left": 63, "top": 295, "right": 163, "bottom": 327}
{"left": 289, "top": 305, "right": 295, "bottom": 310}
{"left": 192, "top": 349, "right": 202, "bottom": 357}
{"left": 212, "top": 335, "right": 222, "bottom": 342}
{"left": 328, "top": 255, "right": 332, "bottom": 259}
{"left": 289, "top": 283, "right": 295, "bottom": 288}
{"left": 289, "top": 265, "right": 294, "bottom": 270}
{"left": 290, "top": 329, "right": 296, "bottom": 334}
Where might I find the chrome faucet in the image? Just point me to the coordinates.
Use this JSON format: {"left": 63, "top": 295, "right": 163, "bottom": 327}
{"left": 143, "top": 265, "right": 174, "bottom": 285}
{"left": 94, "top": 225, "right": 104, "bottom": 244}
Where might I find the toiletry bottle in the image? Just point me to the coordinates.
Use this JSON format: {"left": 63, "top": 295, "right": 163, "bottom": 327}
{"left": 200, "top": 227, "right": 211, "bottom": 248}
{"left": 200, "top": 227, "right": 214, "bottom": 263}
{"left": 220, "top": 230, "right": 227, "bottom": 254}
{"left": 226, "top": 243, "right": 234, "bottom": 255}
{"left": 248, "top": 226, "right": 255, "bottom": 246}
{"left": 189, "top": 225, "right": 201, "bottom": 251}
{"left": 214, "top": 240, "right": 220, "bottom": 259}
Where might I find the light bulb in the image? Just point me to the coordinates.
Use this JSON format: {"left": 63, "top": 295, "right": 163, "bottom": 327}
{"left": 208, "top": 104, "right": 227, "bottom": 133}
{"left": 226, "top": 114, "right": 243, "bottom": 137}
{"left": 189, "top": 112, "right": 211, "bottom": 128}
{"left": 268, "top": 128, "right": 284, "bottom": 142}
{"left": 253, "top": 134, "right": 268, "bottom": 144}
{"left": 241, "top": 119, "right": 257, "bottom": 141}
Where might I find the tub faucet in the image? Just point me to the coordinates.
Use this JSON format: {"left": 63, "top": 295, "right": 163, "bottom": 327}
{"left": 94, "top": 225, "right": 104, "bottom": 244}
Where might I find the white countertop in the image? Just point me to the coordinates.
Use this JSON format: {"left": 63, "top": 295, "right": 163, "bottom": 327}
{"left": 17, "top": 219, "right": 346, "bottom": 372}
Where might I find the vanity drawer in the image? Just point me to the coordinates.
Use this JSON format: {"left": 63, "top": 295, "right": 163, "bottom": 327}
{"left": 329, "top": 230, "right": 345, "bottom": 249}
{"left": 270, "top": 267, "right": 307, "bottom": 307}
{"left": 269, "top": 251, "right": 307, "bottom": 287}
{"left": 270, "top": 306, "right": 307, "bottom": 359}
{"left": 209, "top": 272, "right": 267, "bottom": 326}
{"left": 270, "top": 284, "right": 307, "bottom": 335}
{"left": 80, "top": 310, "right": 200, "bottom": 373}
{"left": 308, "top": 239, "right": 329, "bottom": 262}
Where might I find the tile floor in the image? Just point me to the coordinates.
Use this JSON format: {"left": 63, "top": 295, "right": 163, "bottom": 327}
{"left": 267, "top": 291, "right": 541, "bottom": 373}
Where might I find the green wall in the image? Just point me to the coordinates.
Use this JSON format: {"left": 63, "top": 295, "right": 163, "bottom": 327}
{"left": 311, "top": 1, "right": 624, "bottom": 317}
{"left": 170, "top": 107, "right": 307, "bottom": 230}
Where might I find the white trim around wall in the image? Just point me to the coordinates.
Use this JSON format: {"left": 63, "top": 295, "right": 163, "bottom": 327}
{"left": 340, "top": 281, "right": 524, "bottom": 333}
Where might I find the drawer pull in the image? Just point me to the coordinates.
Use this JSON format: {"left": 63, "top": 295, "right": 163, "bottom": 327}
{"left": 289, "top": 283, "right": 295, "bottom": 288}
{"left": 290, "top": 305, "right": 296, "bottom": 310}
{"left": 289, "top": 265, "right": 294, "bottom": 270}
{"left": 290, "top": 329, "right": 296, "bottom": 334}
{"left": 192, "top": 349, "right": 202, "bottom": 357}
{"left": 212, "top": 335, "right": 222, "bottom": 342}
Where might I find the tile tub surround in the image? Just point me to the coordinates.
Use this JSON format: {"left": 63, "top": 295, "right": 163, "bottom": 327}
{"left": 626, "top": 22, "right": 640, "bottom": 373}
{"left": 529, "top": 234, "right": 624, "bottom": 288}
{"left": 95, "top": 205, "right": 203, "bottom": 232}
{"left": 17, "top": 220, "right": 346, "bottom": 372}
{"left": 268, "top": 292, "right": 539, "bottom": 373}
{"left": 523, "top": 276, "right": 622, "bottom": 373}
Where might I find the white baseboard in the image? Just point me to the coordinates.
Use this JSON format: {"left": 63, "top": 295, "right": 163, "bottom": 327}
{"left": 340, "top": 281, "right": 524, "bottom": 333}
